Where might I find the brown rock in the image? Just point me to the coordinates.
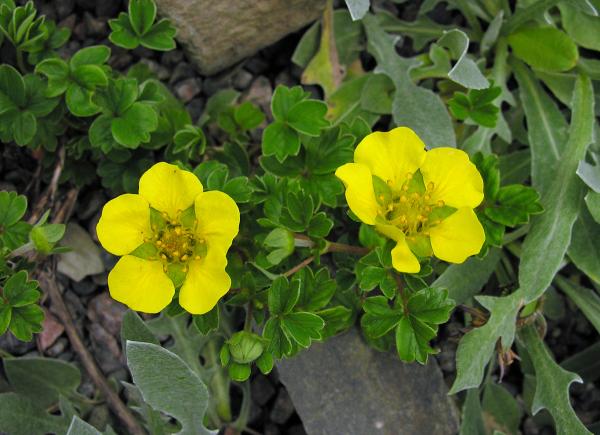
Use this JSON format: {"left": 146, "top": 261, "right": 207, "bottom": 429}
{"left": 37, "top": 309, "right": 65, "bottom": 352}
{"left": 87, "top": 293, "right": 127, "bottom": 336}
{"left": 154, "top": 0, "right": 326, "bottom": 75}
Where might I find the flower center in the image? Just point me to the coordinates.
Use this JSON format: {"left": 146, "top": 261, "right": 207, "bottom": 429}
{"left": 376, "top": 172, "right": 451, "bottom": 237}
{"left": 155, "top": 224, "right": 196, "bottom": 262}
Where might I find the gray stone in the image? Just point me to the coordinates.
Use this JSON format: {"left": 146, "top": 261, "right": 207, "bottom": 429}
{"left": 277, "top": 328, "right": 459, "bottom": 435}
{"left": 251, "top": 374, "right": 276, "bottom": 406}
{"left": 270, "top": 388, "right": 295, "bottom": 425}
{"left": 154, "top": 0, "right": 326, "bottom": 75}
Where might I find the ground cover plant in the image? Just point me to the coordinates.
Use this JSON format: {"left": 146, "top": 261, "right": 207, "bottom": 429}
{"left": 0, "top": 0, "right": 599, "bottom": 433}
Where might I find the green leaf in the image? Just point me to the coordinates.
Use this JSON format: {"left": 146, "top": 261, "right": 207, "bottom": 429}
{"left": 568, "top": 203, "right": 600, "bottom": 283}
{"left": 112, "top": 102, "right": 158, "bottom": 147}
{"left": 126, "top": 341, "right": 216, "bottom": 435}
{"left": 0, "top": 190, "right": 27, "bottom": 227}
{"left": 262, "top": 121, "right": 300, "bottom": 162}
{"left": 35, "top": 58, "right": 69, "bottom": 97}
{"left": 482, "top": 383, "right": 523, "bottom": 435}
{"left": 263, "top": 318, "right": 292, "bottom": 358}
{"left": 450, "top": 290, "right": 524, "bottom": 394}
{"left": 70, "top": 45, "right": 111, "bottom": 68}
{"left": 577, "top": 160, "right": 600, "bottom": 192}
{"left": 559, "top": 3, "right": 600, "bottom": 51}
{"left": 121, "top": 310, "right": 159, "bottom": 347}
{"left": 508, "top": 26, "right": 579, "bottom": 72}
{"left": 12, "top": 111, "right": 36, "bottom": 145}
{"left": 556, "top": 276, "right": 600, "bottom": 334}
{"left": 287, "top": 100, "right": 329, "bottom": 136}
{"left": 129, "top": 0, "right": 156, "bottom": 35}
{"left": 360, "top": 296, "right": 402, "bottom": 338}
{"left": 317, "top": 305, "right": 353, "bottom": 339}
{"left": 302, "top": 4, "right": 341, "bottom": 97}
{"left": 65, "top": 84, "right": 100, "bottom": 117}
{"left": 280, "top": 312, "right": 324, "bottom": 347}
{"left": 519, "top": 74, "right": 595, "bottom": 303}
{"left": 192, "top": 305, "right": 220, "bottom": 335}
{"left": 433, "top": 249, "right": 501, "bottom": 305}
{"left": 4, "top": 357, "right": 81, "bottom": 408}
{"left": 0, "top": 64, "right": 25, "bottom": 107}
{"left": 460, "top": 388, "right": 486, "bottom": 435}
{"left": 3, "top": 271, "right": 39, "bottom": 307}
{"left": 307, "top": 212, "right": 333, "bottom": 238}
{"left": 519, "top": 325, "right": 590, "bottom": 435}
{"left": 485, "top": 184, "right": 543, "bottom": 226}
{"left": 395, "top": 315, "right": 436, "bottom": 364}
{"left": 71, "top": 64, "right": 108, "bottom": 89}
{"left": 271, "top": 85, "right": 307, "bottom": 121}
{"left": 363, "top": 13, "right": 455, "bottom": 148}
{"left": 0, "top": 304, "right": 11, "bottom": 335}
{"left": 360, "top": 73, "right": 394, "bottom": 114}
{"left": 141, "top": 19, "right": 177, "bottom": 51}
{"left": 448, "top": 86, "right": 501, "bottom": 128}
{"left": 294, "top": 267, "right": 337, "bottom": 311}
{"left": 437, "top": 29, "right": 489, "bottom": 89}
{"left": 66, "top": 416, "right": 102, "bottom": 435}
{"left": 108, "top": 12, "right": 139, "bottom": 49}
{"left": 256, "top": 351, "right": 274, "bottom": 375}
{"left": 407, "top": 287, "right": 454, "bottom": 324}
{"left": 585, "top": 191, "right": 600, "bottom": 223}
{"left": 512, "top": 60, "right": 568, "bottom": 197}
{"left": 9, "top": 304, "right": 44, "bottom": 341}
{"left": 268, "top": 276, "right": 299, "bottom": 315}
{"left": 0, "top": 393, "right": 68, "bottom": 435}
{"left": 344, "top": 0, "right": 369, "bottom": 20}
{"left": 233, "top": 101, "right": 264, "bottom": 130}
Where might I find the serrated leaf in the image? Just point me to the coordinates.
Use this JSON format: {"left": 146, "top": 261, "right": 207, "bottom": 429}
{"left": 485, "top": 184, "right": 543, "bottom": 227}
{"left": 407, "top": 287, "right": 454, "bottom": 324}
{"left": 126, "top": 341, "right": 216, "bottom": 435}
{"left": 519, "top": 325, "right": 590, "bottom": 435}
{"left": 262, "top": 121, "right": 300, "bottom": 162}
{"left": 360, "top": 296, "right": 402, "bottom": 338}
{"left": 519, "top": 74, "right": 595, "bottom": 303}
{"left": 268, "top": 276, "right": 299, "bottom": 315}
{"left": 395, "top": 315, "right": 436, "bottom": 364}
{"left": 280, "top": 312, "right": 324, "bottom": 347}
{"left": 141, "top": 19, "right": 176, "bottom": 51}
{"left": 450, "top": 290, "right": 524, "bottom": 394}
{"left": 287, "top": 100, "right": 329, "bottom": 136}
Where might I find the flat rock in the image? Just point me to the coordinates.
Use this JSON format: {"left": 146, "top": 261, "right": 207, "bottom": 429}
{"left": 277, "top": 328, "right": 459, "bottom": 435}
{"left": 155, "top": 0, "right": 326, "bottom": 75}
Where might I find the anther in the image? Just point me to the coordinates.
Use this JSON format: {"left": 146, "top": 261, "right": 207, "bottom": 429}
{"left": 437, "top": 200, "right": 445, "bottom": 207}
{"left": 424, "top": 194, "right": 431, "bottom": 201}
{"left": 175, "top": 227, "right": 182, "bottom": 235}
{"left": 182, "top": 266, "right": 188, "bottom": 273}
{"left": 400, "top": 195, "right": 408, "bottom": 203}
{"left": 427, "top": 182, "right": 435, "bottom": 191}
{"left": 161, "top": 254, "right": 167, "bottom": 260}
{"left": 402, "top": 184, "right": 409, "bottom": 191}
{"left": 194, "top": 255, "right": 201, "bottom": 260}
{"left": 172, "top": 251, "right": 180, "bottom": 258}
{"left": 378, "top": 194, "right": 385, "bottom": 202}
{"left": 181, "top": 254, "right": 188, "bottom": 261}
{"left": 156, "top": 240, "right": 163, "bottom": 246}
{"left": 386, "top": 179, "right": 393, "bottom": 185}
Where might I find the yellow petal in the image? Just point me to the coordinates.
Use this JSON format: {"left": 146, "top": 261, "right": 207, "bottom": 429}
{"left": 391, "top": 235, "right": 421, "bottom": 273}
{"left": 430, "top": 207, "right": 485, "bottom": 264}
{"left": 96, "top": 194, "right": 151, "bottom": 256}
{"left": 354, "top": 127, "right": 426, "bottom": 187}
{"left": 420, "top": 148, "right": 484, "bottom": 208}
{"left": 139, "top": 162, "right": 203, "bottom": 219}
{"left": 108, "top": 256, "right": 174, "bottom": 313}
{"left": 335, "top": 163, "right": 379, "bottom": 225}
{"left": 195, "top": 190, "right": 240, "bottom": 253}
{"left": 179, "top": 250, "right": 231, "bottom": 314}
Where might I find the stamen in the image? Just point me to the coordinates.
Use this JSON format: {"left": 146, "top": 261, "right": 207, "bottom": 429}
{"left": 399, "top": 195, "right": 407, "bottom": 203}
{"left": 427, "top": 182, "right": 435, "bottom": 191}
{"left": 437, "top": 200, "right": 445, "bottom": 207}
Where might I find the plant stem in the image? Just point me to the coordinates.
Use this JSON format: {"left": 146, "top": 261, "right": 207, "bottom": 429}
{"left": 283, "top": 255, "right": 315, "bottom": 277}
{"left": 232, "top": 381, "right": 252, "bottom": 431}
{"left": 205, "top": 338, "right": 232, "bottom": 424}
{"left": 243, "top": 303, "right": 253, "bottom": 331}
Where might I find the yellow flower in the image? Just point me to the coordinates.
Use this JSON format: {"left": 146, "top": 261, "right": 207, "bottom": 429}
{"left": 96, "top": 162, "right": 240, "bottom": 314}
{"left": 335, "top": 127, "right": 485, "bottom": 273}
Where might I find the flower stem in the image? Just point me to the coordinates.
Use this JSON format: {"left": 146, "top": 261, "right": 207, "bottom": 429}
{"left": 205, "top": 338, "right": 233, "bottom": 423}
{"left": 15, "top": 49, "right": 27, "bottom": 74}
